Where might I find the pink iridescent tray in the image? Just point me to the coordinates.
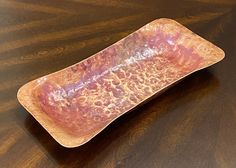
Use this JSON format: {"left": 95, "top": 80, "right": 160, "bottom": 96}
{"left": 17, "top": 18, "right": 224, "bottom": 148}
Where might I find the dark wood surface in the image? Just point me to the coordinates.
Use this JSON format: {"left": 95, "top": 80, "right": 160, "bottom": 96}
{"left": 0, "top": 0, "right": 235, "bottom": 167}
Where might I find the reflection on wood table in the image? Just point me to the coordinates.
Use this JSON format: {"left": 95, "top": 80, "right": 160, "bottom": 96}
{"left": 0, "top": 0, "right": 235, "bottom": 167}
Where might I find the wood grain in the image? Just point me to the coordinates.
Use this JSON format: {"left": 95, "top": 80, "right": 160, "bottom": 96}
{"left": 0, "top": 0, "right": 235, "bottom": 167}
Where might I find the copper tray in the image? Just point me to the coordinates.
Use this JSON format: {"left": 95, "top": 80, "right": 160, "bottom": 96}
{"left": 17, "top": 18, "right": 224, "bottom": 148}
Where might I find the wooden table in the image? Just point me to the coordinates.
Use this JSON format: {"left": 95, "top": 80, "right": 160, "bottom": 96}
{"left": 0, "top": 0, "right": 235, "bottom": 167}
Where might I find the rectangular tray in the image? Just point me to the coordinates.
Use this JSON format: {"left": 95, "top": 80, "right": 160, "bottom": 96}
{"left": 17, "top": 18, "right": 224, "bottom": 148}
